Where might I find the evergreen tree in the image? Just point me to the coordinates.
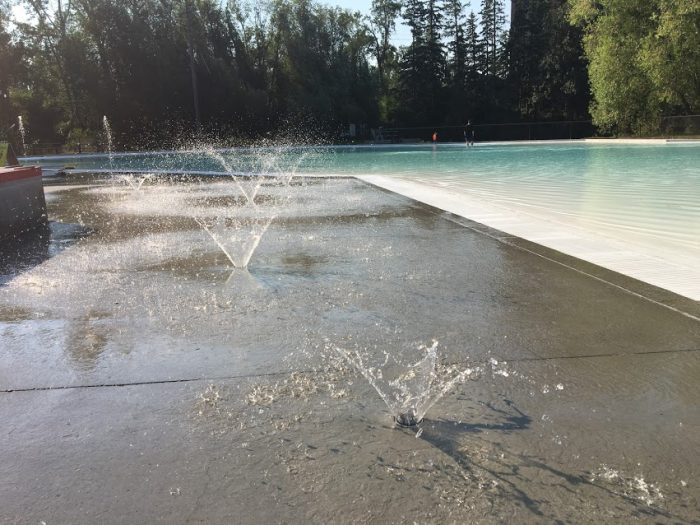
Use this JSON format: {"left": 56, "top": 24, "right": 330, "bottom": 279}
{"left": 397, "top": 0, "right": 446, "bottom": 125}
{"left": 478, "top": 0, "right": 506, "bottom": 77}
{"left": 509, "top": 0, "right": 589, "bottom": 121}
{"left": 462, "top": 9, "right": 489, "bottom": 121}
{"left": 443, "top": 0, "right": 473, "bottom": 124}
{"left": 464, "top": 10, "right": 483, "bottom": 79}
{"left": 443, "top": 0, "right": 467, "bottom": 89}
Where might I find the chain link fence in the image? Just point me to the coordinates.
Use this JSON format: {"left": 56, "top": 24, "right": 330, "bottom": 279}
{"left": 659, "top": 115, "right": 700, "bottom": 138}
{"left": 377, "top": 116, "right": 700, "bottom": 144}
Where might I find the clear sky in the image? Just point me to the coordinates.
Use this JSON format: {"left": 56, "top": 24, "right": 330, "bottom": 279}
{"left": 325, "top": 0, "right": 373, "bottom": 12}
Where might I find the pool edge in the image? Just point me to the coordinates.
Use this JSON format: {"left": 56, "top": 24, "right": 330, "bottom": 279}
{"left": 357, "top": 174, "right": 700, "bottom": 321}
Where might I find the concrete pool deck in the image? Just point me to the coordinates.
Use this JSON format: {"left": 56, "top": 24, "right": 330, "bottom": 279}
{"left": 359, "top": 174, "right": 700, "bottom": 305}
{"left": 1, "top": 176, "right": 699, "bottom": 523}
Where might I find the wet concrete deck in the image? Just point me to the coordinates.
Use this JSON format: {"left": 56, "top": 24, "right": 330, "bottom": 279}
{"left": 1, "top": 175, "right": 699, "bottom": 523}
{"left": 359, "top": 174, "right": 700, "bottom": 302}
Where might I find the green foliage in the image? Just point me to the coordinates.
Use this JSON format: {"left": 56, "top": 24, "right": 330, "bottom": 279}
{"left": 569, "top": 0, "right": 700, "bottom": 134}
{"left": 65, "top": 127, "right": 97, "bottom": 150}
{"left": 0, "top": 142, "right": 10, "bottom": 165}
{"left": 368, "top": 0, "right": 401, "bottom": 105}
{"left": 4, "top": 0, "right": 378, "bottom": 146}
{"left": 1, "top": 3, "right": 26, "bottom": 143}
{"left": 640, "top": 0, "right": 700, "bottom": 112}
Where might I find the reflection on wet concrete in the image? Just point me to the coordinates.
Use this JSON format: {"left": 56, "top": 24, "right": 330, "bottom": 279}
{"left": 64, "top": 312, "right": 112, "bottom": 371}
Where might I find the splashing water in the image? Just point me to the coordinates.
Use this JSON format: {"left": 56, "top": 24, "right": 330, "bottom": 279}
{"left": 199, "top": 144, "right": 314, "bottom": 203}
{"left": 17, "top": 116, "right": 26, "bottom": 155}
{"left": 251, "top": 144, "right": 313, "bottom": 187}
{"left": 118, "top": 173, "right": 153, "bottom": 191}
{"left": 103, "top": 116, "right": 114, "bottom": 175}
{"left": 200, "top": 146, "right": 261, "bottom": 206}
{"left": 191, "top": 143, "right": 313, "bottom": 269}
{"left": 331, "top": 340, "right": 480, "bottom": 427}
{"left": 590, "top": 465, "right": 665, "bottom": 506}
{"left": 191, "top": 148, "right": 265, "bottom": 268}
{"left": 194, "top": 214, "right": 274, "bottom": 269}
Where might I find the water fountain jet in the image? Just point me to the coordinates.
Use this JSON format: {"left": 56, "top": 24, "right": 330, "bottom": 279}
{"left": 189, "top": 143, "right": 313, "bottom": 270}
{"left": 118, "top": 173, "right": 153, "bottom": 191}
{"left": 194, "top": 214, "right": 274, "bottom": 269}
{"left": 103, "top": 116, "right": 114, "bottom": 176}
{"left": 200, "top": 146, "right": 260, "bottom": 206}
{"left": 332, "top": 340, "right": 480, "bottom": 428}
{"left": 395, "top": 410, "right": 422, "bottom": 428}
{"left": 17, "top": 116, "right": 26, "bottom": 155}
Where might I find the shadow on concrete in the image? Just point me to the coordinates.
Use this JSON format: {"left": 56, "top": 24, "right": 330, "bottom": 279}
{"left": 0, "top": 221, "right": 91, "bottom": 286}
{"left": 419, "top": 399, "right": 677, "bottom": 521}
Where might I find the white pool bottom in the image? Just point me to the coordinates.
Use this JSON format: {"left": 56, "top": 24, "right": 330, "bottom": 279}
{"left": 359, "top": 175, "right": 700, "bottom": 303}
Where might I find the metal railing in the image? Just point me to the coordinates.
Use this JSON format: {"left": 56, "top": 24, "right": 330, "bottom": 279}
{"left": 378, "top": 120, "right": 597, "bottom": 143}
{"left": 20, "top": 142, "right": 106, "bottom": 156}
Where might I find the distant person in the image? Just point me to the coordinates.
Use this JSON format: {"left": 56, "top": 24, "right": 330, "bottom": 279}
{"left": 432, "top": 131, "right": 438, "bottom": 143}
{"left": 465, "top": 121, "right": 475, "bottom": 146}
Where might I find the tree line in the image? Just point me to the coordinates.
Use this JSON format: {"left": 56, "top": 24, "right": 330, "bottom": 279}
{"left": 0, "top": 0, "right": 698, "bottom": 149}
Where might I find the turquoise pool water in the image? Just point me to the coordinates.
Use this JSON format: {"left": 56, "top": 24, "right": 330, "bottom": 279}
{"left": 25, "top": 142, "right": 700, "bottom": 271}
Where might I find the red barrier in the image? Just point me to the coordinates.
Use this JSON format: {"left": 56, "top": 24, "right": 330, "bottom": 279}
{"left": 0, "top": 166, "right": 42, "bottom": 183}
